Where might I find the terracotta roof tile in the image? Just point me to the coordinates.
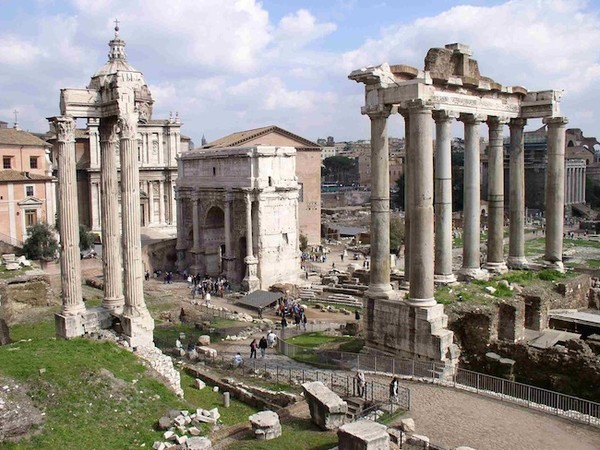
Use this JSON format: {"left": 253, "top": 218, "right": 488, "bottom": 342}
{"left": 0, "top": 170, "right": 54, "bottom": 182}
{"left": 0, "top": 128, "right": 48, "bottom": 146}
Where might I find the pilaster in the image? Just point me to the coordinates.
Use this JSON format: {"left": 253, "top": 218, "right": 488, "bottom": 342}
{"left": 242, "top": 191, "right": 259, "bottom": 292}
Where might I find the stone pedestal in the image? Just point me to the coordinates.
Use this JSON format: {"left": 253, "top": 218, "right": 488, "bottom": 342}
{"left": 242, "top": 255, "right": 260, "bottom": 292}
{"left": 337, "top": 421, "right": 390, "bottom": 450}
{"left": 364, "top": 294, "right": 459, "bottom": 370}
{"left": 302, "top": 381, "right": 348, "bottom": 430}
{"left": 248, "top": 411, "right": 282, "bottom": 441}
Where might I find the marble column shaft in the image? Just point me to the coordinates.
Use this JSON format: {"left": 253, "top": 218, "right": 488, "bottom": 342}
{"left": 433, "top": 111, "right": 455, "bottom": 282}
{"left": 53, "top": 116, "right": 85, "bottom": 315}
{"left": 99, "top": 118, "right": 124, "bottom": 311}
{"left": 408, "top": 104, "right": 436, "bottom": 306}
{"left": 367, "top": 108, "right": 392, "bottom": 298}
{"left": 119, "top": 113, "right": 146, "bottom": 314}
{"left": 245, "top": 193, "right": 254, "bottom": 258}
{"left": 461, "top": 114, "right": 485, "bottom": 273}
{"left": 486, "top": 117, "right": 508, "bottom": 271}
{"left": 508, "top": 118, "right": 527, "bottom": 268}
{"left": 544, "top": 116, "right": 568, "bottom": 264}
{"left": 402, "top": 112, "right": 411, "bottom": 284}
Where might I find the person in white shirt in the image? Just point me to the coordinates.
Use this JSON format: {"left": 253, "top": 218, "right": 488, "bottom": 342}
{"left": 233, "top": 352, "right": 243, "bottom": 367}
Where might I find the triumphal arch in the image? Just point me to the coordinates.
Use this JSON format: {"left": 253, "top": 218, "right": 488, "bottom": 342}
{"left": 50, "top": 24, "right": 154, "bottom": 347}
{"left": 350, "top": 44, "right": 567, "bottom": 368}
{"left": 176, "top": 146, "right": 301, "bottom": 292}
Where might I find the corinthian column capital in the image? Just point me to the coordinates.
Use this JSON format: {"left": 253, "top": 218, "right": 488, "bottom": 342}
{"left": 459, "top": 113, "right": 487, "bottom": 124}
{"left": 364, "top": 104, "right": 394, "bottom": 119}
{"left": 433, "top": 110, "right": 459, "bottom": 123}
{"left": 509, "top": 117, "right": 527, "bottom": 129}
{"left": 543, "top": 116, "right": 569, "bottom": 127}
{"left": 52, "top": 116, "right": 76, "bottom": 143}
{"left": 118, "top": 113, "right": 139, "bottom": 140}
{"left": 99, "top": 117, "right": 118, "bottom": 143}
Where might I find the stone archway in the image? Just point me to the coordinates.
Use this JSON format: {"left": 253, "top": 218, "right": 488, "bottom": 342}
{"left": 203, "top": 206, "right": 225, "bottom": 276}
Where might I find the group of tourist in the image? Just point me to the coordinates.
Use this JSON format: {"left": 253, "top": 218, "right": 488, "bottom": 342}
{"left": 276, "top": 298, "right": 308, "bottom": 331}
{"left": 189, "top": 275, "right": 231, "bottom": 300}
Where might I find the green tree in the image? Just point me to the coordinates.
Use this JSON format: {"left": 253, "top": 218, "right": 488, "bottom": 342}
{"left": 322, "top": 156, "right": 357, "bottom": 184}
{"left": 393, "top": 174, "right": 405, "bottom": 210}
{"left": 390, "top": 217, "right": 405, "bottom": 254}
{"left": 22, "top": 222, "right": 59, "bottom": 261}
{"left": 299, "top": 234, "right": 308, "bottom": 252}
{"left": 79, "top": 225, "right": 98, "bottom": 251}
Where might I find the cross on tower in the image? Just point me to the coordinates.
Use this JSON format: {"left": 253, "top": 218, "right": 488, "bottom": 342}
{"left": 114, "top": 18, "right": 120, "bottom": 30}
{"left": 13, "top": 110, "right": 18, "bottom": 124}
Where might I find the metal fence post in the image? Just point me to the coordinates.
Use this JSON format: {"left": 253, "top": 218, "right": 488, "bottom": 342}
{"left": 374, "top": 355, "right": 377, "bottom": 373}
{"left": 476, "top": 373, "right": 480, "bottom": 393}
{"left": 357, "top": 354, "right": 360, "bottom": 371}
{"left": 392, "top": 357, "right": 395, "bottom": 375}
{"left": 412, "top": 359, "right": 415, "bottom": 378}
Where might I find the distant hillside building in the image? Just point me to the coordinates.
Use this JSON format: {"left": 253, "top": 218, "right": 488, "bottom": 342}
{"left": 202, "top": 126, "right": 321, "bottom": 245}
{"left": 0, "top": 121, "right": 55, "bottom": 246}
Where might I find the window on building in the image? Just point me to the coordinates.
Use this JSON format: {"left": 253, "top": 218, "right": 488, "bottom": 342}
{"left": 25, "top": 210, "right": 37, "bottom": 228}
{"left": 29, "top": 156, "right": 38, "bottom": 169}
{"left": 3, "top": 156, "right": 11, "bottom": 169}
{"left": 25, "top": 185, "right": 34, "bottom": 197}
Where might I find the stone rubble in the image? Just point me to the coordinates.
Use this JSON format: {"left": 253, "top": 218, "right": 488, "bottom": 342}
{"left": 302, "top": 381, "right": 347, "bottom": 430}
{"left": 153, "top": 408, "right": 216, "bottom": 449}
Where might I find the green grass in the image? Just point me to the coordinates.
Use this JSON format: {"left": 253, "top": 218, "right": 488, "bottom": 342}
{"left": 287, "top": 332, "right": 352, "bottom": 349}
{"left": 338, "top": 338, "right": 365, "bottom": 353}
{"left": 0, "top": 265, "right": 33, "bottom": 279}
{"left": 0, "top": 320, "right": 258, "bottom": 449}
{"left": 233, "top": 418, "right": 337, "bottom": 450}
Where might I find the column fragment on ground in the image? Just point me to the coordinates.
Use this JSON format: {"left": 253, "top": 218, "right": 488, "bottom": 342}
{"left": 485, "top": 116, "right": 508, "bottom": 273}
{"left": 52, "top": 116, "right": 86, "bottom": 338}
{"left": 407, "top": 102, "right": 436, "bottom": 306}
{"left": 99, "top": 117, "right": 124, "bottom": 312}
{"left": 459, "top": 114, "right": 486, "bottom": 278}
{"left": 367, "top": 107, "right": 392, "bottom": 299}
{"left": 508, "top": 118, "right": 527, "bottom": 269}
{"left": 401, "top": 111, "right": 411, "bottom": 287}
{"left": 544, "top": 116, "right": 568, "bottom": 269}
{"left": 433, "top": 110, "right": 456, "bottom": 284}
{"left": 119, "top": 112, "right": 154, "bottom": 347}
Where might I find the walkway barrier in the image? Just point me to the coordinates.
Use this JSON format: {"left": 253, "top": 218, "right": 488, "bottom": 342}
{"left": 186, "top": 351, "right": 410, "bottom": 418}
{"left": 277, "top": 338, "right": 600, "bottom": 427}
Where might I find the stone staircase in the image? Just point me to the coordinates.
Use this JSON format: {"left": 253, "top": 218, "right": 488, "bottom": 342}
{"left": 344, "top": 396, "right": 366, "bottom": 420}
{"left": 299, "top": 285, "right": 324, "bottom": 300}
{"left": 326, "top": 293, "right": 363, "bottom": 307}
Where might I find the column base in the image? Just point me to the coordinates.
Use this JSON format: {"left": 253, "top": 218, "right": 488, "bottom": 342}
{"left": 102, "top": 296, "right": 125, "bottom": 314}
{"left": 243, "top": 255, "right": 260, "bottom": 292}
{"left": 434, "top": 273, "right": 457, "bottom": 285}
{"left": 362, "top": 297, "right": 459, "bottom": 374}
{"left": 121, "top": 307, "right": 155, "bottom": 349}
{"left": 542, "top": 260, "right": 565, "bottom": 273}
{"left": 406, "top": 297, "right": 438, "bottom": 307}
{"left": 507, "top": 256, "right": 528, "bottom": 270}
{"left": 365, "top": 283, "right": 393, "bottom": 300}
{"left": 484, "top": 261, "right": 508, "bottom": 275}
{"left": 55, "top": 306, "right": 113, "bottom": 339}
{"left": 458, "top": 267, "right": 490, "bottom": 281}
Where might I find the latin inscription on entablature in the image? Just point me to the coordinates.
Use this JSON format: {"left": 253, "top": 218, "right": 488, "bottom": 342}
{"left": 430, "top": 94, "right": 520, "bottom": 115}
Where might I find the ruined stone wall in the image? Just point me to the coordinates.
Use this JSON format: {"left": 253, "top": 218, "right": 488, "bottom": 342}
{"left": 0, "top": 275, "right": 54, "bottom": 324}
{"left": 142, "top": 238, "right": 178, "bottom": 273}
{"left": 554, "top": 274, "right": 591, "bottom": 309}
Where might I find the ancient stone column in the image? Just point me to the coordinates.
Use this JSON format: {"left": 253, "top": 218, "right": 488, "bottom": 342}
{"left": 433, "top": 110, "right": 456, "bottom": 283}
{"left": 99, "top": 117, "right": 124, "bottom": 312}
{"left": 508, "top": 118, "right": 528, "bottom": 269}
{"left": 242, "top": 191, "right": 259, "bottom": 291}
{"left": 158, "top": 180, "right": 165, "bottom": 224}
{"left": 407, "top": 102, "right": 436, "bottom": 307}
{"left": 223, "top": 192, "right": 233, "bottom": 278}
{"left": 366, "top": 106, "right": 392, "bottom": 299}
{"left": 543, "top": 116, "right": 568, "bottom": 269}
{"left": 485, "top": 116, "right": 508, "bottom": 273}
{"left": 52, "top": 116, "right": 85, "bottom": 317}
{"left": 459, "top": 113, "right": 486, "bottom": 278}
{"left": 148, "top": 181, "right": 154, "bottom": 224}
{"left": 401, "top": 111, "right": 411, "bottom": 287}
{"left": 119, "top": 112, "right": 154, "bottom": 347}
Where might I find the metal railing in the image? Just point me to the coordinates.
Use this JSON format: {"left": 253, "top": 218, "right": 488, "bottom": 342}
{"left": 277, "top": 339, "right": 600, "bottom": 427}
{"left": 186, "top": 351, "right": 410, "bottom": 419}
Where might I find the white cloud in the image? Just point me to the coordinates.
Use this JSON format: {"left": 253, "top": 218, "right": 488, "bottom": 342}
{"left": 0, "top": 36, "right": 43, "bottom": 66}
{"left": 274, "top": 9, "right": 336, "bottom": 49}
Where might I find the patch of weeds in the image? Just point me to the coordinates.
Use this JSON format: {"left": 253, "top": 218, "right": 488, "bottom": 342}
{"left": 537, "top": 269, "right": 567, "bottom": 282}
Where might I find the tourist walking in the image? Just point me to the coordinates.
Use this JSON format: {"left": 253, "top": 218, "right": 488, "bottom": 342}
{"left": 389, "top": 377, "right": 399, "bottom": 402}
{"left": 250, "top": 339, "right": 257, "bottom": 359}
{"left": 259, "top": 336, "right": 268, "bottom": 358}
{"left": 356, "top": 371, "right": 366, "bottom": 397}
{"left": 267, "top": 330, "right": 277, "bottom": 348}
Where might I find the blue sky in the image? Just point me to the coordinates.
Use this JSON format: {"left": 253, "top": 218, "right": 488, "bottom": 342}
{"left": 1, "top": 0, "right": 599, "bottom": 145}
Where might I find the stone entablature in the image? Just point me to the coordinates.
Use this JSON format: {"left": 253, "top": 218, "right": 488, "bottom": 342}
{"left": 176, "top": 146, "right": 300, "bottom": 291}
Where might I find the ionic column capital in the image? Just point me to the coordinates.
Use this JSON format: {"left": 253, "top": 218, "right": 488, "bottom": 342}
{"left": 459, "top": 113, "right": 487, "bottom": 124}
{"left": 51, "top": 116, "right": 76, "bottom": 143}
{"left": 406, "top": 99, "right": 434, "bottom": 113}
{"left": 432, "top": 110, "right": 459, "bottom": 123}
{"left": 487, "top": 115, "right": 511, "bottom": 127}
{"left": 509, "top": 117, "right": 527, "bottom": 129}
{"left": 364, "top": 104, "right": 394, "bottom": 119}
{"left": 543, "top": 116, "right": 569, "bottom": 127}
